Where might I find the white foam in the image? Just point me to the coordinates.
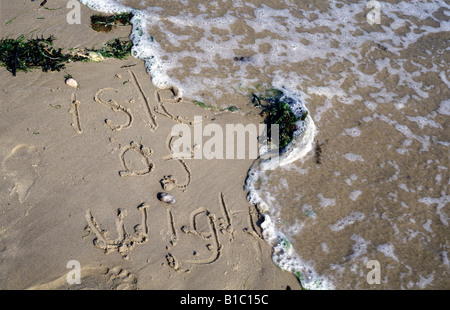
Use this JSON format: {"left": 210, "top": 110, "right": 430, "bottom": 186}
{"left": 399, "top": 183, "right": 409, "bottom": 192}
{"left": 346, "top": 234, "right": 370, "bottom": 261}
{"left": 345, "top": 174, "right": 358, "bottom": 186}
{"left": 377, "top": 243, "right": 399, "bottom": 262}
{"left": 407, "top": 115, "right": 441, "bottom": 129}
{"left": 418, "top": 193, "right": 449, "bottom": 226}
{"left": 374, "top": 114, "right": 431, "bottom": 152}
{"left": 396, "top": 148, "right": 409, "bottom": 155}
{"left": 350, "top": 190, "right": 362, "bottom": 201}
{"left": 437, "top": 99, "right": 450, "bottom": 116}
{"left": 330, "top": 212, "right": 366, "bottom": 232}
{"left": 441, "top": 251, "right": 449, "bottom": 268}
{"left": 416, "top": 273, "right": 435, "bottom": 289}
{"left": 439, "top": 72, "right": 450, "bottom": 89}
{"left": 344, "top": 127, "right": 361, "bottom": 137}
{"left": 317, "top": 193, "right": 336, "bottom": 208}
{"left": 342, "top": 153, "right": 364, "bottom": 162}
{"left": 435, "top": 174, "right": 442, "bottom": 183}
{"left": 422, "top": 219, "right": 433, "bottom": 233}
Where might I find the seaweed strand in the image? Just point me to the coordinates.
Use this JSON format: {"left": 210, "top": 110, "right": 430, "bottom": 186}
{"left": 0, "top": 36, "right": 133, "bottom": 76}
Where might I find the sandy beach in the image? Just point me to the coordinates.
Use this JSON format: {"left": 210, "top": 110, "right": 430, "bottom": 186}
{"left": 2, "top": 0, "right": 449, "bottom": 292}
{"left": 0, "top": 0, "right": 301, "bottom": 290}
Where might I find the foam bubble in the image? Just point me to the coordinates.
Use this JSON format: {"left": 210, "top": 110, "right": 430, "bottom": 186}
{"left": 416, "top": 273, "right": 435, "bottom": 289}
{"left": 418, "top": 193, "right": 449, "bottom": 226}
{"left": 350, "top": 190, "right": 362, "bottom": 201}
{"left": 422, "top": 219, "right": 433, "bottom": 233}
{"left": 344, "top": 127, "right": 361, "bottom": 137}
{"left": 346, "top": 234, "right": 370, "bottom": 261}
{"left": 377, "top": 243, "right": 399, "bottom": 262}
{"left": 330, "top": 212, "right": 366, "bottom": 232}
{"left": 342, "top": 153, "right": 364, "bottom": 162}
{"left": 407, "top": 115, "right": 441, "bottom": 129}
{"left": 441, "top": 251, "right": 449, "bottom": 268}
{"left": 317, "top": 193, "right": 336, "bottom": 208}
{"left": 437, "top": 99, "right": 450, "bottom": 116}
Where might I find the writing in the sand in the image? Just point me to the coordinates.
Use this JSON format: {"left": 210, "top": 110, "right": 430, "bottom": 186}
{"left": 74, "top": 71, "right": 265, "bottom": 274}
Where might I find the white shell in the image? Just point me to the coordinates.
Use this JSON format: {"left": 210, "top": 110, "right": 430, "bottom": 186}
{"left": 157, "top": 192, "right": 176, "bottom": 204}
{"left": 65, "top": 78, "right": 78, "bottom": 88}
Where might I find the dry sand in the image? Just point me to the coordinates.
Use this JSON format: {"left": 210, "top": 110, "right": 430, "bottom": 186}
{"left": 0, "top": 0, "right": 301, "bottom": 290}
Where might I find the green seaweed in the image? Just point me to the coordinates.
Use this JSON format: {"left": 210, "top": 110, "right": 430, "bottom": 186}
{"left": 0, "top": 36, "right": 133, "bottom": 76}
{"left": 294, "top": 271, "right": 307, "bottom": 290}
{"left": 193, "top": 100, "right": 210, "bottom": 109}
{"left": 300, "top": 110, "right": 308, "bottom": 121}
{"left": 0, "top": 35, "right": 81, "bottom": 76}
{"left": 5, "top": 17, "right": 17, "bottom": 25}
{"left": 96, "top": 38, "right": 133, "bottom": 59}
{"left": 251, "top": 88, "right": 306, "bottom": 151}
{"left": 193, "top": 100, "right": 237, "bottom": 112}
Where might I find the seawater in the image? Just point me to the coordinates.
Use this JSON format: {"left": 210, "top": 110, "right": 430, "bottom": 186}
{"left": 79, "top": 0, "right": 449, "bottom": 289}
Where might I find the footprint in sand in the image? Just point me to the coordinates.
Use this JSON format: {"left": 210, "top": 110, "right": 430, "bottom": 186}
{"left": 2, "top": 144, "right": 39, "bottom": 204}
{"left": 29, "top": 266, "right": 138, "bottom": 290}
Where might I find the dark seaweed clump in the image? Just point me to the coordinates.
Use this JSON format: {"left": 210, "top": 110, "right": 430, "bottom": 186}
{"left": 0, "top": 36, "right": 133, "bottom": 76}
{"left": 96, "top": 38, "right": 133, "bottom": 59}
{"left": 0, "top": 35, "right": 84, "bottom": 76}
{"left": 252, "top": 88, "right": 308, "bottom": 151}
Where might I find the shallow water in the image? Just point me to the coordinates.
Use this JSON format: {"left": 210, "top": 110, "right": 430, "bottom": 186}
{"left": 80, "top": 0, "right": 449, "bottom": 289}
